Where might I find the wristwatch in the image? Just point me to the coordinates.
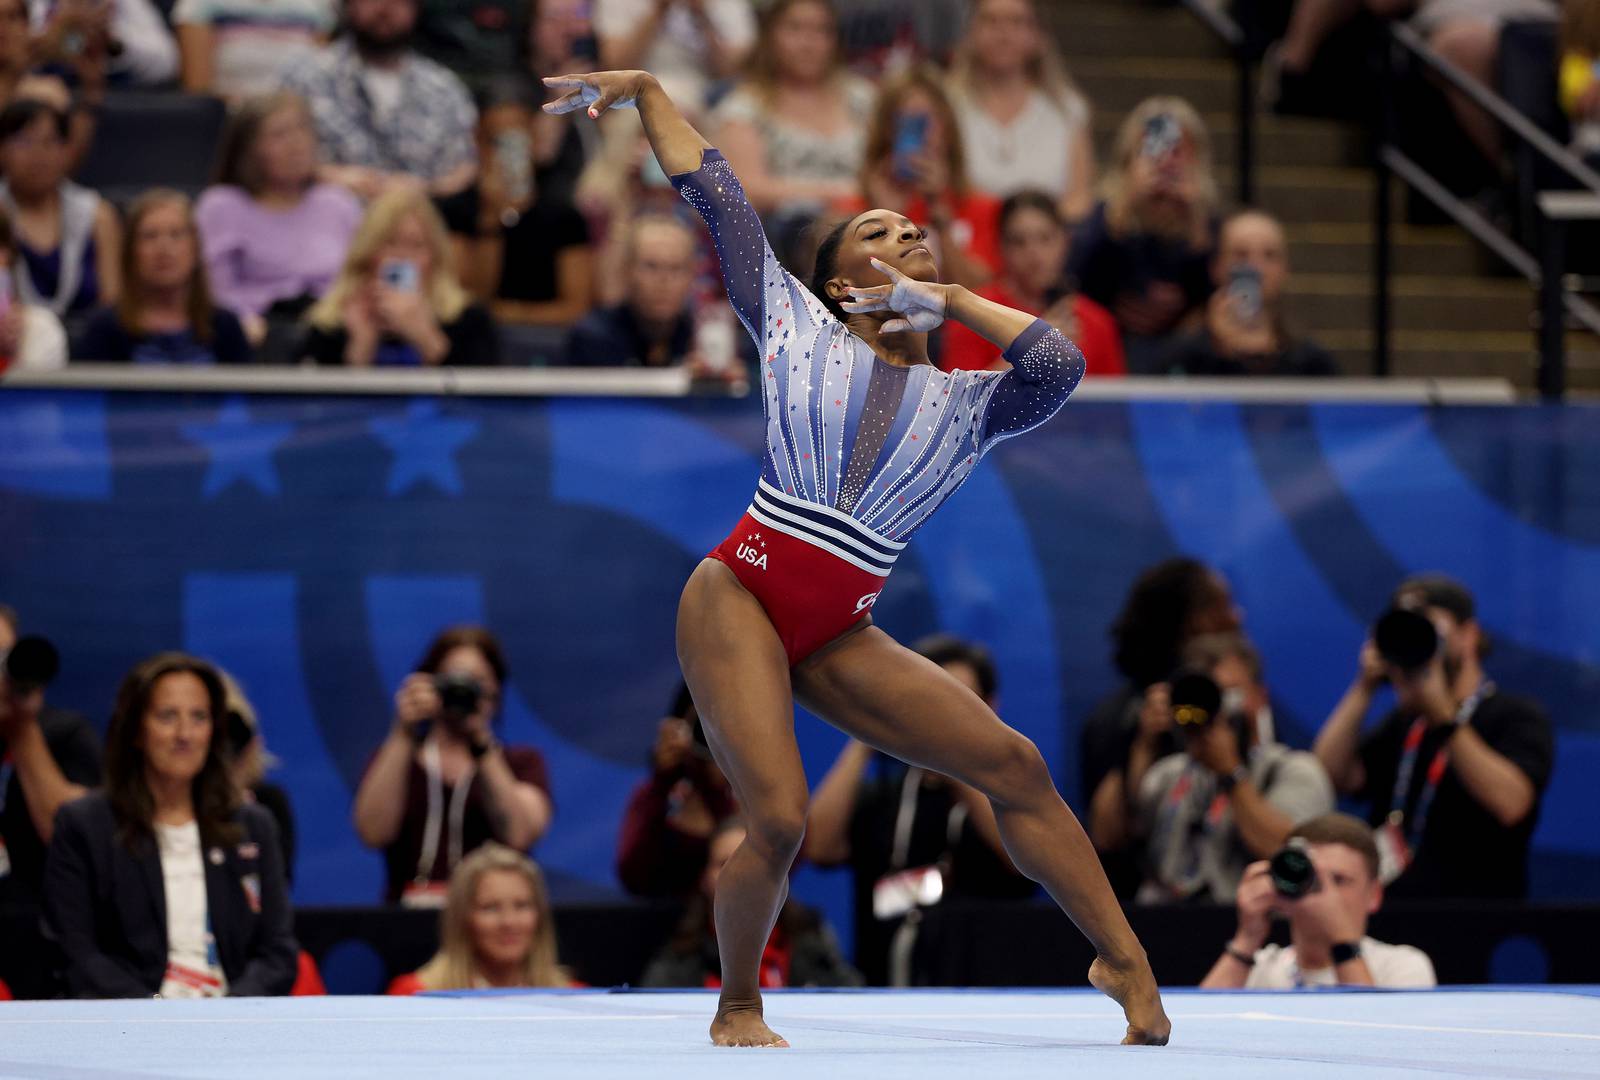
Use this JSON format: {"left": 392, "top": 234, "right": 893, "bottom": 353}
{"left": 468, "top": 734, "right": 498, "bottom": 760}
{"left": 1330, "top": 941, "right": 1363, "bottom": 965}
{"left": 1217, "top": 764, "right": 1249, "bottom": 793}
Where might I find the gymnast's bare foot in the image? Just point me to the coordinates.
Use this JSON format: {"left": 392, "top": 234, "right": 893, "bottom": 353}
{"left": 711, "top": 1002, "right": 789, "bottom": 1048}
{"left": 1089, "top": 955, "right": 1171, "bottom": 1046}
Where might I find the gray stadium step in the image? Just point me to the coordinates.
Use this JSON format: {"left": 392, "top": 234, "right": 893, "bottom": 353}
{"left": 1284, "top": 224, "right": 1483, "bottom": 276}
{"left": 1286, "top": 274, "right": 1535, "bottom": 334}
{"left": 1070, "top": 56, "right": 1237, "bottom": 115}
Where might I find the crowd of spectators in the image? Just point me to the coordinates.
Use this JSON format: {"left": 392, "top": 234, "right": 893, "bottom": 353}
{"left": 0, "top": 0, "right": 1382, "bottom": 379}
{"left": 0, "top": 553, "right": 1559, "bottom": 998}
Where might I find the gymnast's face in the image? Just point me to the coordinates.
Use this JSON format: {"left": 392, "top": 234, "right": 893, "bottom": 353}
{"left": 825, "top": 211, "right": 940, "bottom": 311}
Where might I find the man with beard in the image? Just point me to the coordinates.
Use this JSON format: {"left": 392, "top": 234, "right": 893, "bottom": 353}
{"left": 280, "top": 0, "right": 477, "bottom": 198}
{"left": 1313, "top": 575, "right": 1554, "bottom": 899}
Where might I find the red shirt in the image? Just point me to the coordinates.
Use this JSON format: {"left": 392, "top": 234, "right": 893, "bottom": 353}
{"left": 834, "top": 191, "right": 1004, "bottom": 276}
{"left": 387, "top": 971, "right": 586, "bottom": 994}
{"left": 940, "top": 280, "right": 1126, "bottom": 377}
{"left": 387, "top": 973, "right": 425, "bottom": 996}
{"left": 616, "top": 773, "right": 738, "bottom": 898}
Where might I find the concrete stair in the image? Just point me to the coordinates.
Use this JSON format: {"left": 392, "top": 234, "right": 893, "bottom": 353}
{"left": 1050, "top": 0, "right": 1599, "bottom": 391}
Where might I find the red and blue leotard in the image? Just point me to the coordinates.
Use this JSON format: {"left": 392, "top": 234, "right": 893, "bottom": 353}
{"left": 673, "top": 150, "right": 1085, "bottom": 664}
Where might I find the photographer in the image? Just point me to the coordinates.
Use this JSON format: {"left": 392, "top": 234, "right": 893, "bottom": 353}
{"left": 1084, "top": 558, "right": 1242, "bottom": 897}
{"left": 1132, "top": 633, "right": 1333, "bottom": 904}
{"left": 0, "top": 612, "right": 99, "bottom": 903}
{"left": 0, "top": 610, "right": 101, "bottom": 998}
{"left": 616, "top": 684, "right": 736, "bottom": 898}
{"left": 1201, "top": 813, "right": 1436, "bottom": 989}
{"left": 1313, "top": 575, "right": 1553, "bottom": 899}
{"left": 352, "top": 626, "right": 553, "bottom": 905}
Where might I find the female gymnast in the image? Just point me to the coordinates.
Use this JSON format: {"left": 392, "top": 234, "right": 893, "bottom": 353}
{"left": 545, "top": 69, "right": 1171, "bottom": 1049}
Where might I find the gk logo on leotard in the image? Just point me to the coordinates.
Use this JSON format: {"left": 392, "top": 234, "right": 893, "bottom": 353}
{"left": 854, "top": 591, "right": 882, "bottom": 614}
{"left": 736, "top": 542, "right": 768, "bottom": 570}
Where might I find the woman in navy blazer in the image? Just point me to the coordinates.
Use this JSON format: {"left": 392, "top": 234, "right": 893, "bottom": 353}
{"left": 44, "top": 653, "right": 297, "bottom": 998}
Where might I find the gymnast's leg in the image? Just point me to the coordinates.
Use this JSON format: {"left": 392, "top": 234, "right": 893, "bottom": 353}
{"left": 795, "top": 626, "right": 1171, "bottom": 1046}
{"left": 676, "top": 558, "right": 808, "bottom": 1048}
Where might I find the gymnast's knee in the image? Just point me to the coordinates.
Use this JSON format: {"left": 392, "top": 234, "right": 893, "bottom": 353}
{"left": 744, "top": 799, "right": 809, "bottom": 864}
{"left": 978, "top": 731, "right": 1054, "bottom": 805}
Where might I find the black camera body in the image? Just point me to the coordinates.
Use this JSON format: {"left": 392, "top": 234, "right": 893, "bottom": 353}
{"left": 4, "top": 635, "right": 60, "bottom": 692}
{"left": 433, "top": 673, "right": 482, "bottom": 728}
{"left": 1168, "top": 667, "right": 1223, "bottom": 729}
{"left": 1269, "top": 839, "right": 1320, "bottom": 899}
{"left": 1373, "top": 607, "right": 1440, "bottom": 673}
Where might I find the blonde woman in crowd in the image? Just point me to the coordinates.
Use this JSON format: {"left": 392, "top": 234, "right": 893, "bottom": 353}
{"left": 299, "top": 186, "right": 500, "bottom": 367}
{"left": 713, "top": 0, "right": 876, "bottom": 219}
{"left": 1067, "top": 97, "right": 1220, "bottom": 371}
{"left": 947, "top": 0, "right": 1095, "bottom": 221}
{"left": 387, "top": 844, "right": 578, "bottom": 993}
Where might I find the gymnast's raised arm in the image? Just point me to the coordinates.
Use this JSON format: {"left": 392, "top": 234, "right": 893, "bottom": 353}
{"left": 545, "top": 70, "right": 788, "bottom": 341}
{"left": 544, "top": 70, "right": 709, "bottom": 179}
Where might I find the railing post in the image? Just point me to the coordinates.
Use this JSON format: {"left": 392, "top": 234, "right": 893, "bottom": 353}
{"left": 1536, "top": 197, "right": 1570, "bottom": 401}
{"left": 1373, "top": 37, "right": 1395, "bottom": 378}
{"left": 1237, "top": 48, "right": 1255, "bottom": 206}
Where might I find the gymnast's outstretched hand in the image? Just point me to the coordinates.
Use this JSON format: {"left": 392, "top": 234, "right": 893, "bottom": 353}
{"left": 842, "top": 257, "right": 950, "bottom": 335}
{"left": 542, "top": 70, "right": 654, "bottom": 120}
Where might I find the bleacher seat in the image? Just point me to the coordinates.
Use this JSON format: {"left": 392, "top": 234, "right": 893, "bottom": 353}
{"left": 73, "top": 93, "right": 227, "bottom": 209}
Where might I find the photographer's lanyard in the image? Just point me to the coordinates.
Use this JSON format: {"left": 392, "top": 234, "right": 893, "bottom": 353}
{"left": 416, "top": 741, "right": 473, "bottom": 885}
{"left": 889, "top": 768, "right": 966, "bottom": 873}
{"left": 1156, "top": 766, "right": 1231, "bottom": 896}
{"left": 1388, "top": 681, "right": 1494, "bottom": 848}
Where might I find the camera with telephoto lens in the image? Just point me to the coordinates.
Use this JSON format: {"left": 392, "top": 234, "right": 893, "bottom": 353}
{"left": 4, "top": 635, "right": 60, "bottom": 693}
{"left": 1270, "top": 838, "right": 1320, "bottom": 899}
{"left": 433, "top": 673, "right": 482, "bottom": 729}
{"left": 1373, "top": 607, "right": 1440, "bottom": 673}
{"left": 1168, "top": 667, "right": 1223, "bottom": 729}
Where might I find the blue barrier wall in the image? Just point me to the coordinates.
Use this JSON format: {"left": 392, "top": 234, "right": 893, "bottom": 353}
{"left": 3, "top": 389, "right": 1597, "bottom": 926}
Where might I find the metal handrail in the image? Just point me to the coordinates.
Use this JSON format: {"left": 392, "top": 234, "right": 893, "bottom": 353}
{"left": 0, "top": 364, "right": 1517, "bottom": 404}
{"left": 1393, "top": 23, "right": 1600, "bottom": 194}
{"left": 1178, "top": 0, "right": 1255, "bottom": 205}
{"left": 1375, "top": 23, "right": 1600, "bottom": 398}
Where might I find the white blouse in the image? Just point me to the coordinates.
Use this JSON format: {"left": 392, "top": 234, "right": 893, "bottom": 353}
{"left": 155, "top": 821, "right": 228, "bottom": 998}
{"left": 953, "top": 86, "right": 1089, "bottom": 201}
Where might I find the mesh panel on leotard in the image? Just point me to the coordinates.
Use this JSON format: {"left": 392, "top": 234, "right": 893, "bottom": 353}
{"left": 837, "top": 361, "right": 909, "bottom": 515}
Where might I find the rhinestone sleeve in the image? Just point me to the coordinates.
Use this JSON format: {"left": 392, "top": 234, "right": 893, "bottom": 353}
{"left": 979, "top": 319, "right": 1085, "bottom": 452}
{"left": 670, "top": 149, "right": 829, "bottom": 346}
